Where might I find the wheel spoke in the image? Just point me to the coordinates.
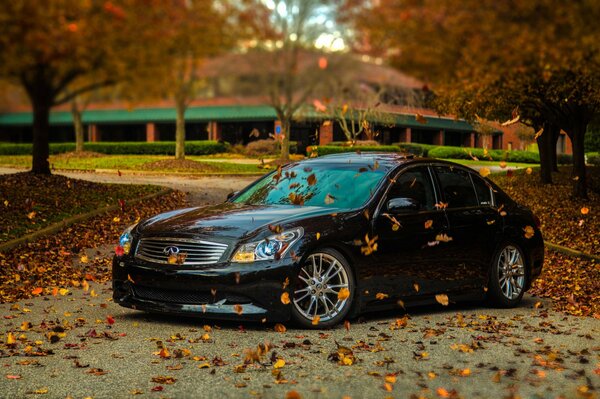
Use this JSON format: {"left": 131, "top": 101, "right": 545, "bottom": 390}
{"left": 324, "top": 267, "right": 341, "bottom": 283}
{"left": 321, "top": 296, "right": 330, "bottom": 315}
{"left": 295, "top": 292, "right": 310, "bottom": 302}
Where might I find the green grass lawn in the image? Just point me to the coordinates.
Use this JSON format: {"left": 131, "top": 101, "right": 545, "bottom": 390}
{"left": 0, "top": 155, "right": 263, "bottom": 174}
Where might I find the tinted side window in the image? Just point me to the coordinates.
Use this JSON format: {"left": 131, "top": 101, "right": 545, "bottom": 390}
{"left": 434, "top": 166, "right": 477, "bottom": 208}
{"left": 388, "top": 167, "right": 436, "bottom": 211}
{"left": 471, "top": 174, "right": 493, "bottom": 206}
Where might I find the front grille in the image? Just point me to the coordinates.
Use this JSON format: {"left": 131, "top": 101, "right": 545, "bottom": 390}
{"left": 133, "top": 285, "right": 251, "bottom": 304}
{"left": 135, "top": 237, "right": 228, "bottom": 265}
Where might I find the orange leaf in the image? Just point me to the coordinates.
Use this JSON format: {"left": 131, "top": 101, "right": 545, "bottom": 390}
{"left": 375, "top": 292, "right": 388, "bottom": 300}
{"left": 312, "top": 315, "right": 320, "bottom": 325}
{"left": 31, "top": 287, "right": 43, "bottom": 295}
{"left": 280, "top": 292, "right": 290, "bottom": 305}
{"left": 233, "top": 304, "right": 244, "bottom": 315}
{"left": 274, "top": 323, "right": 287, "bottom": 333}
{"left": 435, "top": 294, "right": 449, "bottom": 306}
{"left": 337, "top": 287, "right": 350, "bottom": 300}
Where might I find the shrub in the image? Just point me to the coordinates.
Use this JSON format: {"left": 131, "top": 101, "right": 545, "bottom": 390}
{"left": 395, "top": 142, "right": 437, "bottom": 156}
{"left": 308, "top": 145, "right": 401, "bottom": 156}
{"left": 0, "top": 141, "right": 230, "bottom": 156}
{"left": 245, "top": 139, "right": 279, "bottom": 156}
{"left": 428, "top": 146, "right": 540, "bottom": 164}
{"left": 587, "top": 152, "right": 600, "bottom": 165}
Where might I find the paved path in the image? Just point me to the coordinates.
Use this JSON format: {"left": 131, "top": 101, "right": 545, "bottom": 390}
{"left": 1, "top": 167, "right": 597, "bottom": 399}
{"left": 0, "top": 167, "right": 258, "bottom": 206}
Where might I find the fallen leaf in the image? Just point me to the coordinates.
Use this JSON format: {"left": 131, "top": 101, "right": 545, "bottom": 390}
{"left": 435, "top": 294, "right": 449, "bottom": 306}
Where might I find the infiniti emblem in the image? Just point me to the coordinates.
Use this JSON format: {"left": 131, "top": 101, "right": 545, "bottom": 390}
{"left": 163, "top": 246, "right": 180, "bottom": 256}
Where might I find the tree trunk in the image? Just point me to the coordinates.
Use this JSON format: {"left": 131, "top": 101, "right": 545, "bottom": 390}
{"left": 175, "top": 101, "right": 186, "bottom": 160}
{"left": 71, "top": 100, "right": 84, "bottom": 153}
{"left": 31, "top": 99, "right": 52, "bottom": 174}
{"left": 549, "top": 125, "right": 560, "bottom": 172}
{"left": 536, "top": 122, "right": 556, "bottom": 184}
{"left": 280, "top": 118, "right": 291, "bottom": 161}
{"left": 569, "top": 125, "right": 588, "bottom": 199}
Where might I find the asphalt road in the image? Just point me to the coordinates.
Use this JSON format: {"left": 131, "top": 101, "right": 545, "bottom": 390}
{"left": 0, "top": 168, "right": 598, "bottom": 399}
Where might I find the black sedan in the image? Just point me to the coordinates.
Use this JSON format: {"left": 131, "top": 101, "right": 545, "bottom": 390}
{"left": 113, "top": 153, "right": 544, "bottom": 328}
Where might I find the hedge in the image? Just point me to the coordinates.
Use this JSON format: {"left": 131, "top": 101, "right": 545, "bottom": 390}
{"left": 0, "top": 141, "right": 230, "bottom": 156}
{"left": 307, "top": 145, "right": 401, "bottom": 156}
{"left": 588, "top": 152, "right": 600, "bottom": 165}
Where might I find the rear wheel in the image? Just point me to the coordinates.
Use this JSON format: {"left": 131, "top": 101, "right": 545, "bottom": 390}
{"left": 487, "top": 243, "right": 527, "bottom": 307}
{"left": 291, "top": 249, "right": 355, "bottom": 328}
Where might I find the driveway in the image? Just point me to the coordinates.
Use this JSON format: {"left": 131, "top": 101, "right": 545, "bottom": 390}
{"left": 0, "top": 168, "right": 597, "bottom": 398}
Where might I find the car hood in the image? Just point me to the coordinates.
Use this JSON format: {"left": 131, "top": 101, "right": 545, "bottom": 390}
{"left": 138, "top": 202, "right": 337, "bottom": 241}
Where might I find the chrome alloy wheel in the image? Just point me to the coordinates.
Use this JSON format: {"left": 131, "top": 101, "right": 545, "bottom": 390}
{"left": 292, "top": 252, "right": 350, "bottom": 322}
{"left": 497, "top": 245, "right": 526, "bottom": 300}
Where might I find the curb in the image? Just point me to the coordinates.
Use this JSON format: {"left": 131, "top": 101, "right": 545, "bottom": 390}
{"left": 546, "top": 242, "right": 600, "bottom": 261}
{"left": 0, "top": 188, "right": 173, "bottom": 253}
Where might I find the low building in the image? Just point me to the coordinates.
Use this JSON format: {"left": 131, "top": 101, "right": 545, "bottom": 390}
{"left": 0, "top": 51, "right": 569, "bottom": 154}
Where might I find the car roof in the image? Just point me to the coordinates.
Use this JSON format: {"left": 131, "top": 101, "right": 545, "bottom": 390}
{"left": 299, "top": 152, "right": 415, "bottom": 169}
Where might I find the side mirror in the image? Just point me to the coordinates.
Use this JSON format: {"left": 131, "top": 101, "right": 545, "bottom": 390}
{"left": 387, "top": 197, "right": 420, "bottom": 213}
{"left": 226, "top": 191, "right": 238, "bottom": 201}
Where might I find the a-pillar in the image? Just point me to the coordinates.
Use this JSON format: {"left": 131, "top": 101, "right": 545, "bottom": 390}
{"left": 398, "top": 127, "right": 412, "bottom": 143}
{"left": 433, "top": 130, "right": 444, "bottom": 145}
{"left": 88, "top": 124, "right": 100, "bottom": 142}
{"left": 207, "top": 121, "right": 221, "bottom": 141}
{"left": 146, "top": 123, "right": 158, "bottom": 142}
{"left": 319, "top": 121, "right": 333, "bottom": 145}
{"left": 463, "top": 132, "right": 475, "bottom": 148}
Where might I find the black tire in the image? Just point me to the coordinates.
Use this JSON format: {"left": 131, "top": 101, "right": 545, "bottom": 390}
{"left": 487, "top": 242, "right": 527, "bottom": 308}
{"left": 290, "top": 248, "right": 356, "bottom": 329}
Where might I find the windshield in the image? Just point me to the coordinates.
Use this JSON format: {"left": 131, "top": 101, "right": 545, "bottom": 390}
{"left": 232, "top": 162, "right": 388, "bottom": 209}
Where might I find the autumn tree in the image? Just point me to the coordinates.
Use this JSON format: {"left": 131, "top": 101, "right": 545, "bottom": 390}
{"left": 0, "top": 1, "right": 178, "bottom": 174}
{"left": 346, "top": 0, "right": 600, "bottom": 197}
{"left": 259, "top": 0, "right": 344, "bottom": 160}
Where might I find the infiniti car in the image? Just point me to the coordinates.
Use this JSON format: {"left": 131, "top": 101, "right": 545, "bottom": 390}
{"left": 113, "top": 153, "right": 544, "bottom": 328}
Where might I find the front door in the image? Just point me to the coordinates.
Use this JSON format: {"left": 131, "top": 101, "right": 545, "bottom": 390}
{"left": 372, "top": 165, "right": 449, "bottom": 297}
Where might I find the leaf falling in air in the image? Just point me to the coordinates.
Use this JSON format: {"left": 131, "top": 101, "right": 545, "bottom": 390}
{"left": 338, "top": 287, "right": 350, "bottom": 300}
{"left": 526, "top": 167, "right": 533, "bottom": 175}
{"left": 534, "top": 127, "right": 544, "bottom": 140}
{"left": 312, "top": 315, "right": 320, "bottom": 325}
{"left": 581, "top": 207, "right": 590, "bottom": 215}
{"left": 324, "top": 194, "right": 335, "bottom": 204}
{"left": 523, "top": 225, "right": 535, "bottom": 239}
{"left": 435, "top": 294, "right": 449, "bottom": 306}
{"left": 307, "top": 173, "right": 317, "bottom": 186}
{"left": 415, "top": 113, "right": 427, "bottom": 124}
{"left": 424, "top": 220, "right": 433, "bottom": 229}
{"left": 233, "top": 304, "right": 243, "bottom": 315}
{"left": 479, "top": 167, "right": 491, "bottom": 178}
{"left": 376, "top": 292, "right": 389, "bottom": 300}
{"left": 360, "top": 234, "right": 378, "bottom": 255}
{"left": 280, "top": 292, "right": 290, "bottom": 305}
{"left": 274, "top": 323, "right": 287, "bottom": 333}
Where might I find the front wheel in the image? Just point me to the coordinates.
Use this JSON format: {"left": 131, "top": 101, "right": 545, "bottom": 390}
{"left": 487, "top": 243, "right": 527, "bottom": 307}
{"left": 290, "top": 249, "right": 355, "bottom": 329}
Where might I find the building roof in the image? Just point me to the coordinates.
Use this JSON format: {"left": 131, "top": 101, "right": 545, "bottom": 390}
{"left": 0, "top": 104, "right": 475, "bottom": 132}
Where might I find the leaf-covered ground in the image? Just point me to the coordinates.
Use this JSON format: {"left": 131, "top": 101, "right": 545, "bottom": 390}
{"left": 0, "top": 172, "right": 162, "bottom": 243}
{"left": 491, "top": 166, "right": 600, "bottom": 255}
{"left": 0, "top": 291, "right": 597, "bottom": 398}
{"left": 0, "top": 186, "right": 187, "bottom": 303}
{"left": 490, "top": 167, "right": 600, "bottom": 318}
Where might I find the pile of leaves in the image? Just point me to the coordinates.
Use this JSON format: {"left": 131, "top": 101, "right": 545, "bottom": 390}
{"left": 491, "top": 166, "right": 599, "bottom": 255}
{"left": 491, "top": 166, "right": 600, "bottom": 317}
{"left": 0, "top": 188, "right": 187, "bottom": 303}
{"left": 0, "top": 173, "right": 161, "bottom": 243}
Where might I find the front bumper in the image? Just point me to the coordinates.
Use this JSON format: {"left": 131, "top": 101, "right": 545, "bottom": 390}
{"left": 112, "top": 255, "right": 297, "bottom": 322}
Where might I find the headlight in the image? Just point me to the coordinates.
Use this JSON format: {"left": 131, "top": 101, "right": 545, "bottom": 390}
{"left": 117, "top": 223, "right": 137, "bottom": 256}
{"left": 232, "top": 227, "right": 303, "bottom": 263}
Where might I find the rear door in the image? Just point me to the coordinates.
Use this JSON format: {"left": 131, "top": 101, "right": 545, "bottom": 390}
{"left": 432, "top": 165, "right": 501, "bottom": 290}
